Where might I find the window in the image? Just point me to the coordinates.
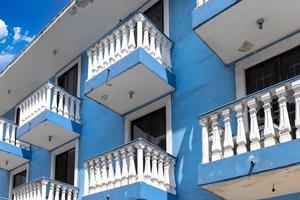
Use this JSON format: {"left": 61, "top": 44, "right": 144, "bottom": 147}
{"left": 246, "top": 46, "right": 300, "bottom": 94}
{"left": 13, "top": 170, "right": 26, "bottom": 188}
{"left": 55, "top": 148, "right": 75, "bottom": 185}
{"left": 144, "top": 0, "right": 164, "bottom": 33}
{"left": 9, "top": 164, "right": 28, "bottom": 200}
{"left": 131, "top": 107, "right": 166, "bottom": 150}
{"left": 58, "top": 64, "right": 78, "bottom": 96}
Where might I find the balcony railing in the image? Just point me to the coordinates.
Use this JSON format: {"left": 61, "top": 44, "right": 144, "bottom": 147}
{"left": 18, "top": 82, "right": 81, "bottom": 127}
{"left": 83, "top": 138, "right": 176, "bottom": 196}
{"left": 199, "top": 78, "right": 300, "bottom": 164}
{"left": 0, "top": 118, "right": 30, "bottom": 150}
{"left": 12, "top": 177, "right": 78, "bottom": 200}
{"left": 86, "top": 12, "right": 173, "bottom": 80}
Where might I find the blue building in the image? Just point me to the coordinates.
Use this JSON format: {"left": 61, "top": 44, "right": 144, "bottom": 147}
{"left": 1, "top": 0, "right": 300, "bottom": 199}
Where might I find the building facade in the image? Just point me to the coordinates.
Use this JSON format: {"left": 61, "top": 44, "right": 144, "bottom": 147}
{"left": 0, "top": 0, "right": 300, "bottom": 199}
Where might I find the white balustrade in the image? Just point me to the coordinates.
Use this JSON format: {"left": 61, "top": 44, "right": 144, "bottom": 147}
{"left": 84, "top": 138, "right": 176, "bottom": 195}
{"left": 199, "top": 78, "right": 300, "bottom": 163}
{"left": 87, "top": 13, "right": 173, "bottom": 80}
{"left": 18, "top": 82, "right": 82, "bottom": 127}
{"left": 12, "top": 177, "right": 78, "bottom": 200}
{"left": 0, "top": 118, "right": 30, "bottom": 150}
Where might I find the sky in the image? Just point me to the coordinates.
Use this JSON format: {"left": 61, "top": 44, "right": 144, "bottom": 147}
{"left": 0, "top": 0, "right": 70, "bottom": 72}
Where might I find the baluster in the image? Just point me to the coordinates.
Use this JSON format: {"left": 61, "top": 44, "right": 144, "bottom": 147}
{"left": 57, "top": 90, "right": 64, "bottom": 116}
{"left": 158, "top": 154, "right": 165, "bottom": 186}
{"left": 29, "top": 95, "right": 34, "bottom": 117}
{"left": 41, "top": 86, "right": 48, "bottom": 111}
{"left": 103, "top": 38, "right": 110, "bottom": 67}
{"left": 121, "top": 25, "right": 129, "bottom": 56}
{"left": 210, "top": 114, "right": 222, "bottom": 161}
{"left": 95, "top": 158, "right": 102, "bottom": 192}
{"left": 75, "top": 100, "right": 81, "bottom": 123}
{"left": 108, "top": 35, "right": 115, "bottom": 64}
{"left": 164, "top": 40, "right": 172, "bottom": 69}
{"left": 276, "top": 86, "right": 292, "bottom": 143}
{"left": 247, "top": 98, "right": 261, "bottom": 150}
{"left": 92, "top": 46, "right": 98, "bottom": 73}
{"left": 151, "top": 150, "right": 159, "bottom": 186}
{"left": 88, "top": 161, "right": 96, "bottom": 193}
{"left": 41, "top": 179, "right": 48, "bottom": 200}
{"left": 48, "top": 182, "right": 55, "bottom": 200}
{"left": 135, "top": 142, "right": 145, "bottom": 182}
{"left": 136, "top": 15, "right": 143, "bottom": 48}
{"left": 69, "top": 97, "right": 75, "bottom": 121}
{"left": 61, "top": 186, "right": 67, "bottom": 200}
{"left": 114, "top": 152, "right": 122, "bottom": 188}
{"left": 114, "top": 30, "right": 122, "bottom": 61}
{"left": 155, "top": 34, "right": 162, "bottom": 63}
{"left": 120, "top": 149, "right": 129, "bottom": 186}
{"left": 261, "top": 92, "right": 277, "bottom": 147}
{"left": 67, "top": 188, "right": 73, "bottom": 200}
{"left": 128, "top": 20, "right": 136, "bottom": 52}
{"left": 144, "top": 146, "right": 152, "bottom": 183}
{"left": 83, "top": 163, "right": 90, "bottom": 195}
{"left": 107, "top": 154, "right": 115, "bottom": 189}
{"left": 97, "top": 42, "right": 104, "bottom": 71}
{"left": 235, "top": 103, "right": 248, "bottom": 154}
{"left": 149, "top": 28, "right": 156, "bottom": 57}
{"left": 63, "top": 93, "right": 70, "bottom": 118}
{"left": 46, "top": 84, "right": 53, "bottom": 110}
{"left": 100, "top": 157, "right": 108, "bottom": 190}
{"left": 199, "top": 118, "right": 210, "bottom": 163}
{"left": 143, "top": 23, "right": 150, "bottom": 51}
{"left": 10, "top": 124, "right": 17, "bottom": 145}
{"left": 31, "top": 93, "right": 37, "bottom": 115}
{"left": 222, "top": 109, "right": 234, "bottom": 158}
{"left": 128, "top": 146, "right": 137, "bottom": 184}
{"left": 0, "top": 120, "right": 4, "bottom": 141}
{"left": 23, "top": 100, "right": 28, "bottom": 122}
{"left": 87, "top": 49, "right": 93, "bottom": 79}
{"left": 36, "top": 182, "right": 42, "bottom": 200}
{"left": 54, "top": 184, "right": 61, "bottom": 200}
{"left": 292, "top": 80, "right": 300, "bottom": 139}
{"left": 5, "top": 122, "right": 11, "bottom": 143}
{"left": 51, "top": 88, "right": 59, "bottom": 113}
{"left": 163, "top": 157, "right": 171, "bottom": 191}
{"left": 27, "top": 184, "right": 32, "bottom": 200}
{"left": 169, "top": 159, "right": 176, "bottom": 194}
{"left": 73, "top": 189, "right": 78, "bottom": 200}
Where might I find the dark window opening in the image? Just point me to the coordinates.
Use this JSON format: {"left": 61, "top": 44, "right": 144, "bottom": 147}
{"left": 144, "top": 0, "right": 164, "bottom": 33}
{"left": 55, "top": 148, "right": 75, "bottom": 185}
{"left": 131, "top": 107, "right": 166, "bottom": 150}
{"left": 13, "top": 170, "right": 26, "bottom": 188}
{"left": 15, "top": 108, "right": 20, "bottom": 126}
{"left": 58, "top": 64, "right": 78, "bottom": 97}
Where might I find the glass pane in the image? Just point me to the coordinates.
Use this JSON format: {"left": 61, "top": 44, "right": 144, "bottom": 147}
{"left": 281, "top": 47, "right": 300, "bottom": 80}
{"left": 144, "top": 0, "right": 164, "bottom": 33}
{"left": 131, "top": 107, "right": 166, "bottom": 150}
{"left": 13, "top": 170, "right": 26, "bottom": 188}
{"left": 58, "top": 64, "right": 78, "bottom": 96}
{"left": 55, "top": 148, "right": 75, "bottom": 185}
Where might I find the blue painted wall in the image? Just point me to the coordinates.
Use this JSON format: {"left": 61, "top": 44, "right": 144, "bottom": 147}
{"left": 0, "top": 169, "right": 9, "bottom": 198}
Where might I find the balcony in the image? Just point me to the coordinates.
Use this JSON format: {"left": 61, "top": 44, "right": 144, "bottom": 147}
{"left": 198, "top": 77, "right": 300, "bottom": 200}
{"left": 192, "top": 0, "right": 300, "bottom": 64}
{"left": 12, "top": 177, "right": 78, "bottom": 200}
{"left": 85, "top": 13, "right": 175, "bottom": 115}
{"left": 82, "top": 138, "right": 176, "bottom": 199}
{"left": 17, "top": 82, "right": 82, "bottom": 150}
{"left": 0, "top": 118, "right": 30, "bottom": 170}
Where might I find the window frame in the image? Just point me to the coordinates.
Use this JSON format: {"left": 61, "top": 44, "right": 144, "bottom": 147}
{"left": 9, "top": 163, "right": 29, "bottom": 200}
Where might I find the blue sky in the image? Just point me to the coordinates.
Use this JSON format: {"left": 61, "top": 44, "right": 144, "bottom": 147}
{"left": 0, "top": 0, "right": 70, "bottom": 72}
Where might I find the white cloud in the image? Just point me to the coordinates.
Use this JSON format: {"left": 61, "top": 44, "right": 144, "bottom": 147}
{"left": 13, "top": 27, "right": 34, "bottom": 43}
{"left": 0, "top": 19, "right": 8, "bottom": 39}
{"left": 5, "top": 45, "right": 13, "bottom": 52}
{"left": 0, "top": 39, "right": 6, "bottom": 44}
{"left": 0, "top": 52, "right": 14, "bottom": 71}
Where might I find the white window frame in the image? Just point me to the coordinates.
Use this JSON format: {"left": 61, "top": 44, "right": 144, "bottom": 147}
{"left": 124, "top": 95, "right": 173, "bottom": 155}
{"left": 235, "top": 32, "right": 300, "bottom": 99}
{"left": 55, "top": 56, "right": 81, "bottom": 98}
{"left": 140, "top": 0, "right": 170, "bottom": 37}
{"left": 9, "top": 163, "right": 29, "bottom": 200}
{"left": 50, "top": 139, "right": 79, "bottom": 187}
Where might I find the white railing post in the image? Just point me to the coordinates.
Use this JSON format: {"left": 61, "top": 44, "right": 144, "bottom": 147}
{"left": 83, "top": 163, "right": 90, "bottom": 195}
{"left": 158, "top": 154, "right": 165, "bottom": 186}
{"left": 87, "top": 49, "right": 93, "bottom": 79}
{"left": 234, "top": 103, "right": 248, "bottom": 154}
{"left": 4, "top": 122, "right": 11, "bottom": 143}
{"left": 10, "top": 124, "right": 17, "bottom": 145}
{"left": 222, "top": 109, "right": 234, "bottom": 158}
{"left": 0, "top": 119, "right": 4, "bottom": 141}
{"left": 88, "top": 161, "right": 96, "bottom": 193}
{"left": 75, "top": 100, "right": 81, "bottom": 123}
{"left": 46, "top": 84, "right": 53, "bottom": 110}
{"left": 261, "top": 92, "right": 277, "bottom": 147}
{"left": 107, "top": 154, "right": 115, "bottom": 189}
{"left": 247, "top": 98, "right": 261, "bottom": 150}
{"left": 276, "top": 86, "right": 292, "bottom": 143}
{"left": 41, "top": 179, "right": 48, "bottom": 200}
{"left": 128, "top": 20, "right": 136, "bottom": 52}
{"left": 136, "top": 15, "right": 144, "bottom": 48}
{"left": 114, "top": 30, "right": 122, "bottom": 61}
{"left": 151, "top": 150, "right": 159, "bottom": 186}
{"left": 121, "top": 25, "right": 129, "bottom": 56}
{"left": 57, "top": 90, "right": 64, "bottom": 116}
{"left": 136, "top": 142, "right": 145, "bottom": 182}
{"left": 63, "top": 94, "right": 70, "bottom": 118}
{"left": 48, "top": 182, "right": 55, "bottom": 200}
{"left": 120, "top": 149, "right": 129, "bottom": 186}
{"left": 114, "top": 151, "right": 122, "bottom": 188}
{"left": 108, "top": 35, "right": 115, "bottom": 64}
{"left": 100, "top": 157, "right": 108, "bottom": 190}
{"left": 127, "top": 146, "right": 137, "bottom": 184}
{"left": 199, "top": 118, "right": 210, "bottom": 163}
{"left": 94, "top": 158, "right": 102, "bottom": 192}
{"left": 61, "top": 186, "right": 67, "bottom": 200}
{"left": 144, "top": 146, "right": 152, "bottom": 184}
{"left": 210, "top": 114, "right": 222, "bottom": 161}
{"left": 292, "top": 80, "right": 300, "bottom": 139}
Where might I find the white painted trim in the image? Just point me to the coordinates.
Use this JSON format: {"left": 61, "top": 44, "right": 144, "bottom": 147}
{"left": 235, "top": 31, "right": 300, "bottom": 99}
{"left": 9, "top": 163, "right": 29, "bottom": 200}
{"left": 124, "top": 95, "right": 173, "bottom": 155}
{"left": 55, "top": 56, "right": 81, "bottom": 98}
{"left": 50, "top": 139, "right": 79, "bottom": 186}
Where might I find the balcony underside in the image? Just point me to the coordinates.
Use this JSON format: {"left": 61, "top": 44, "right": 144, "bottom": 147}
{"left": 85, "top": 48, "right": 175, "bottom": 115}
{"left": 198, "top": 139, "right": 300, "bottom": 200}
{"left": 17, "top": 110, "right": 81, "bottom": 150}
{"left": 193, "top": 0, "right": 300, "bottom": 64}
{"left": 82, "top": 182, "right": 177, "bottom": 200}
{"left": 0, "top": 142, "right": 30, "bottom": 170}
